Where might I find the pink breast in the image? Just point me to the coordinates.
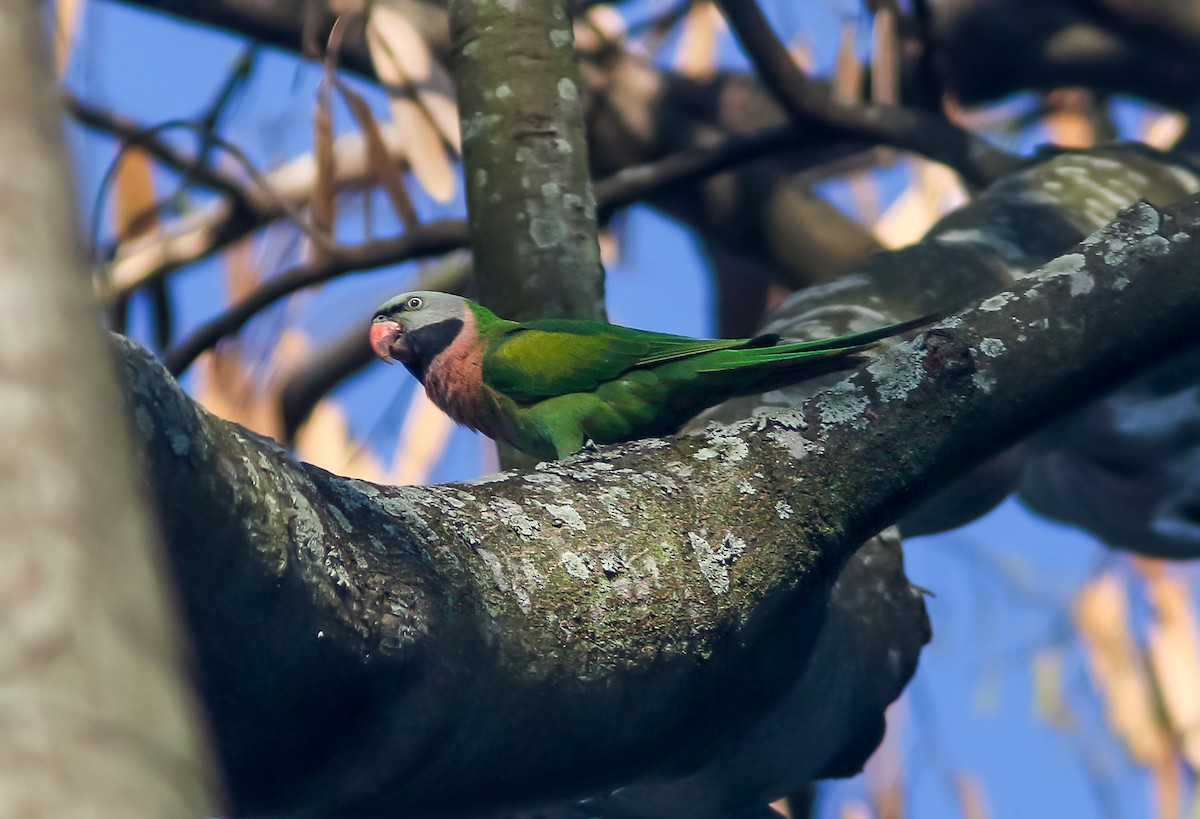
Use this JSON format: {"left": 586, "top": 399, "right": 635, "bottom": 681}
{"left": 422, "top": 309, "right": 489, "bottom": 432}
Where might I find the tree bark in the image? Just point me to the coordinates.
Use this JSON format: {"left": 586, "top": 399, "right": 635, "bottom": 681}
{"left": 118, "top": 192, "right": 1200, "bottom": 817}
{"left": 0, "top": 3, "right": 219, "bottom": 815}
{"left": 449, "top": 0, "right": 604, "bottom": 323}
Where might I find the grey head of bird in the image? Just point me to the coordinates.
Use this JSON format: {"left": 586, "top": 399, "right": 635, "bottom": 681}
{"left": 370, "top": 291, "right": 470, "bottom": 365}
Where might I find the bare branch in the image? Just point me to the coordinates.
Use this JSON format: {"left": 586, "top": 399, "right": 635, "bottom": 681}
{"left": 162, "top": 218, "right": 469, "bottom": 375}
{"left": 714, "top": 0, "right": 1020, "bottom": 187}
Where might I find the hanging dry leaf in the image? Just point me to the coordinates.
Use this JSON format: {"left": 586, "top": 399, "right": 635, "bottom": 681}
{"left": 583, "top": 5, "right": 627, "bottom": 46}
{"left": 598, "top": 227, "right": 620, "bottom": 268}
{"left": 55, "top": 0, "right": 85, "bottom": 78}
{"left": 295, "top": 400, "right": 387, "bottom": 482}
{"left": 223, "top": 237, "right": 259, "bottom": 304}
{"left": 311, "top": 68, "right": 337, "bottom": 264}
{"left": 1149, "top": 745, "right": 1182, "bottom": 819}
{"left": 848, "top": 170, "right": 881, "bottom": 227}
{"left": 1044, "top": 89, "right": 1096, "bottom": 149}
{"left": 112, "top": 147, "right": 159, "bottom": 243}
{"left": 839, "top": 804, "right": 873, "bottom": 819}
{"left": 338, "top": 82, "right": 420, "bottom": 229}
{"left": 1074, "top": 571, "right": 1166, "bottom": 765}
{"left": 788, "top": 37, "right": 815, "bottom": 74}
{"left": 388, "top": 388, "right": 454, "bottom": 485}
{"left": 675, "top": 1, "right": 722, "bottom": 81}
{"left": 874, "top": 160, "right": 967, "bottom": 248}
{"left": 865, "top": 700, "right": 905, "bottom": 819}
{"left": 1143, "top": 111, "right": 1186, "bottom": 150}
{"left": 1033, "top": 648, "right": 1067, "bottom": 727}
{"left": 871, "top": 7, "right": 899, "bottom": 106}
{"left": 366, "top": 4, "right": 458, "bottom": 202}
{"left": 954, "top": 772, "right": 991, "bottom": 819}
{"left": 194, "top": 321, "right": 313, "bottom": 444}
{"left": 833, "top": 19, "right": 861, "bottom": 101}
{"left": 1135, "top": 559, "right": 1200, "bottom": 770}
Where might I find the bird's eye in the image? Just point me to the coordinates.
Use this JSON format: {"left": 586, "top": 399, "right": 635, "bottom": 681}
{"left": 406, "top": 296, "right": 423, "bottom": 310}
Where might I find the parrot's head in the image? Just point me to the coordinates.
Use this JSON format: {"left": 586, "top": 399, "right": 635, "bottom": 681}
{"left": 370, "top": 291, "right": 468, "bottom": 364}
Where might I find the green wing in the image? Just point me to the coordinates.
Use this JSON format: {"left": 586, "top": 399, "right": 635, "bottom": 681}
{"left": 483, "top": 319, "right": 754, "bottom": 402}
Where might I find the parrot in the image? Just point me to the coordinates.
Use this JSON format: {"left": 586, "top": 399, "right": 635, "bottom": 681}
{"left": 369, "top": 291, "right": 932, "bottom": 460}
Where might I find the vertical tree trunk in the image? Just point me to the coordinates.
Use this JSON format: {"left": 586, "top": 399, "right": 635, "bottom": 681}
{"left": 449, "top": 0, "right": 606, "bottom": 323}
{"left": 0, "top": 3, "right": 220, "bottom": 815}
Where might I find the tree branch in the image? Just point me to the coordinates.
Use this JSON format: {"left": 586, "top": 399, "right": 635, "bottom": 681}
{"left": 119, "top": 190, "right": 1200, "bottom": 817}
{"left": 162, "top": 218, "right": 469, "bottom": 375}
{"left": 715, "top": 0, "right": 1021, "bottom": 187}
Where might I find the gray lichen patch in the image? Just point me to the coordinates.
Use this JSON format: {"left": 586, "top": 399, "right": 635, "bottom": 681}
{"left": 979, "top": 337, "right": 1006, "bottom": 357}
{"left": 693, "top": 429, "right": 750, "bottom": 465}
{"left": 972, "top": 371, "right": 998, "bottom": 394}
{"left": 979, "top": 292, "right": 1015, "bottom": 312}
{"left": 1031, "top": 252, "right": 1086, "bottom": 282}
{"left": 815, "top": 381, "right": 870, "bottom": 433}
{"left": 689, "top": 532, "right": 748, "bottom": 595}
{"left": 540, "top": 502, "right": 587, "bottom": 531}
{"left": 560, "top": 549, "right": 591, "bottom": 580}
{"left": 1069, "top": 270, "right": 1094, "bottom": 295}
{"left": 529, "top": 214, "right": 567, "bottom": 249}
{"left": 867, "top": 340, "right": 928, "bottom": 403}
{"left": 476, "top": 548, "right": 510, "bottom": 592}
{"left": 767, "top": 427, "right": 822, "bottom": 459}
{"left": 491, "top": 497, "right": 541, "bottom": 538}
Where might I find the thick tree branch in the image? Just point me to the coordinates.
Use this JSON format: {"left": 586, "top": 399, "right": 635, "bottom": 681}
{"left": 119, "top": 191, "right": 1200, "bottom": 817}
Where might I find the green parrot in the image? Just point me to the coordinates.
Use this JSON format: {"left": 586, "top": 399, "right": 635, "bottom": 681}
{"left": 370, "top": 291, "right": 931, "bottom": 460}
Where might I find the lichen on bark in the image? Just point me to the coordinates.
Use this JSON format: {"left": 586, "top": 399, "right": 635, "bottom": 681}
{"left": 449, "top": 0, "right": 605, "bottom": 324}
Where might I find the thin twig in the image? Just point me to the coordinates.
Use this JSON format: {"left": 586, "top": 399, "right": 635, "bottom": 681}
{"left": 163, "top": 219, "right": 469, "bottom": 375}
{"left": 714, "top": 0, "right": 1020, "bottom": 187}
{"left": 278, "top": 252, "right": 471, "bottom": 439}
{"left": 595, "top": 125, "right": 867, "bottom": 220}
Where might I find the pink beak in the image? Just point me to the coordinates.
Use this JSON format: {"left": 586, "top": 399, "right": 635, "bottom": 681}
{"left": 369, "top": 319, "right": 410, "bottom": 363}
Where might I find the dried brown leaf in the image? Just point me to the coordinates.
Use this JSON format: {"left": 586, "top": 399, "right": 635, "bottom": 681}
{"left": 675, "top": 1, "right": 722, "bottom": 81}
{"left": 112, "top": 147, "right": 158, "bottom": 243}
{"left": 871, "top": 8, "right": 899, "bottom": 106}
{"left": 954, "top": 772, "right": 990, "bottom": 819}
{"left": 366, "top": 4, "right": 457, "bottom": 202}
{"left": 1143, "top": 111, "right": 1186, "bottom": 150}
{"left": 223, "top": 238, "right": 259, "bottom": 304}
{"left": 294, "top": 400, "right": 386, "bottom": 482}
{"left": 388, "top": 388, "right": 454, "bottom": 485}
{"left": 866, "top": 701, "right": 905, "bottom": 819}
{"left": 1135, "top": 560, "right": 1200, "bottom": 770}
{"left": 1033, "top": 648, "right": 1067, "bottom": 727}
{"left": 874, "top": 161, "right": 967, "bottom": 248}
{"left": 1074, "top": 571, "right": 1165, "bottom": 765}
{"left": 55, "top": 0, "right": 85, "bottom": 78}
{"left": 1044, "top": 89, "right": 1095, "bottom": 149}
{"left": 839, "top": 804, "right": 873, "bottom": 819}
{"left": 338, "top": 82, "right": 419, "bottom": 229}
{"left": 832, "top": 19, "right": 862, "bottom": 101}
{"left": 312, "top": 73, "right": 337, "bottom": 264}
